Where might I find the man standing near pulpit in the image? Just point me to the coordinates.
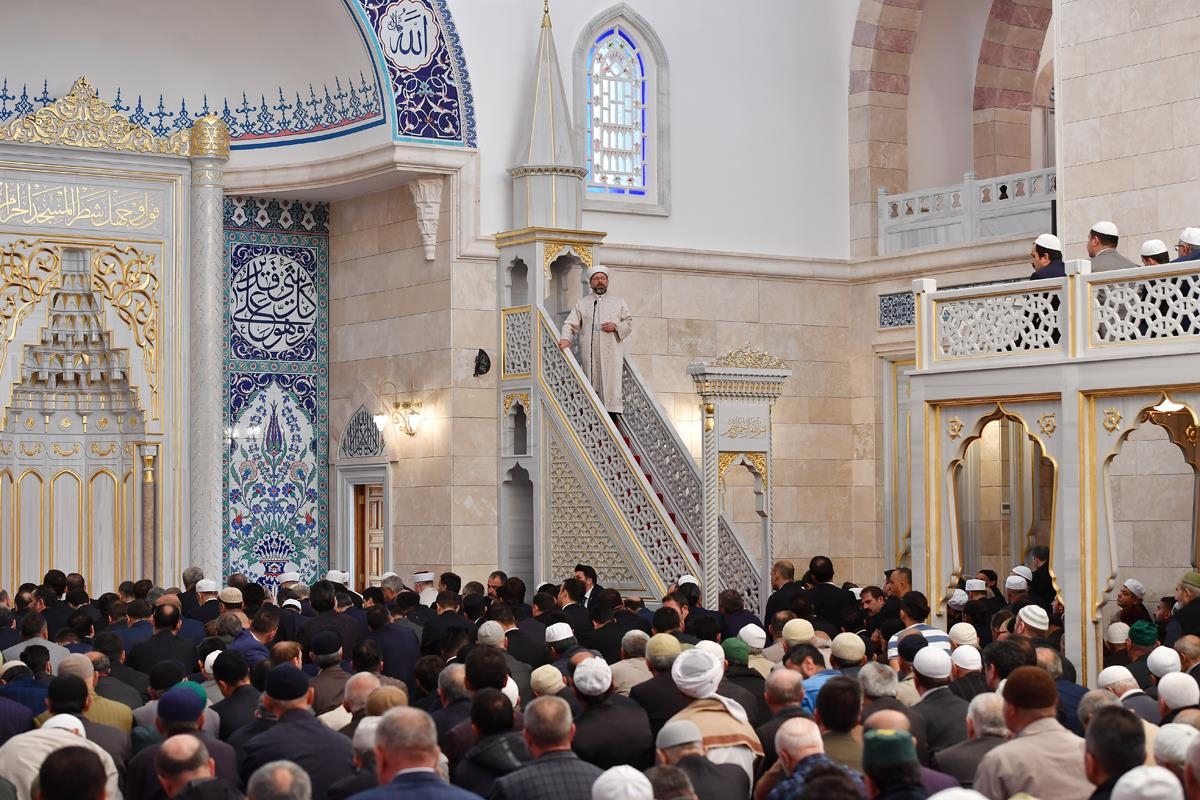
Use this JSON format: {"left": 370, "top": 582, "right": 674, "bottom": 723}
{"left": 558, "top": 266, "right": 633, "bottom": 421}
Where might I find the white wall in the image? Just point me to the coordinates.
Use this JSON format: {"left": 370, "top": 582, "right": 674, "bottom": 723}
{"left": 906, "top": 0, "right": 991, "bottom": 190}
{"left": 452, "top": 0, "right": 859, "bottom": 260}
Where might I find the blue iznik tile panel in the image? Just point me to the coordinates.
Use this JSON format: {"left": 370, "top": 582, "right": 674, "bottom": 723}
{"left": 356, "top": 0, "right": 477, "bottom": 146}
{"left": 223, "top": 198, "right": 329, "bottom": 587}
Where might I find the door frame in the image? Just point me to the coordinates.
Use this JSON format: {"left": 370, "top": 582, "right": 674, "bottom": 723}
{"left": 333, "top": 463, "right": 390, "bottom": 586}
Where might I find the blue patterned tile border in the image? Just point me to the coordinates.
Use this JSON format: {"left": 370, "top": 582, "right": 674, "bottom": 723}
{"left": 0, "top": 76, "right": 385, "bottom": 151}
{"left": 224, "top": 197, "right": 329, "bottom": 235}
{"left": 223, "top": 205, "right": 329, "bottom": 588}
{"left": 879, "top": 291, "right": 915, "bottom": 329}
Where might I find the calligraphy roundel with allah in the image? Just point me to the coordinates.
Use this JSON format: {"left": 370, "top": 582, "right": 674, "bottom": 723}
{"left": 378, "top": 0, "right": 441, "bottom": 72}
{"left": 229, "top": 243, "right": 319, "bottom": 361}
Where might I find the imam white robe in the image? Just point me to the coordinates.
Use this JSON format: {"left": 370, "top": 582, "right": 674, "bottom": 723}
{"left": 561, "top": 291, "right": 633, "bottom": 413}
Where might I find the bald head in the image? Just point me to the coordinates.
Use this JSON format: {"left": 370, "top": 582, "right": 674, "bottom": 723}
{"left": 1177, "top": 636, "right": 1200, "bottom": 671}
{"left": 344, "top": 672, "right": 381, "bottom": 713}
{"left": 864, "top": 708, "right": 911, "bottom": 733}
{"left": 155, "top": 734, "right": 213, "bottom": 796}
{"left": 764, "top": 667, "right": 805, "bottom": 710}
{"left": 775, "top": 717, "right": 823, "bottom": 772}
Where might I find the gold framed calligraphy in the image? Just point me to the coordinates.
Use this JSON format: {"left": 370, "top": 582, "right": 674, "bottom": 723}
{"left": 0, "top": 179, "right": 162, "bottom": 232}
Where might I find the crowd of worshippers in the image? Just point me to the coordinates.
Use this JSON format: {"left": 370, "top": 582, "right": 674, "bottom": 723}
{"left": 4, "top": 561, "right": 1200, "bottom": 800}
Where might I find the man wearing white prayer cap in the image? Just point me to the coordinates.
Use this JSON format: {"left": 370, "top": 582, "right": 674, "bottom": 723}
{"left": 665, "top": 648, "right": 763, "bottom": 783}
{"left": 1154, "top": 722, "right": 1198, "bottom": 782}
{"left": 412, "top": 570, "right": 438, "bottom": 607}
{"left": 1142, "top": 239, "right": 1171, "bottom": 265}
{"left": 1116, "top": 577, "right": 1153, "bottom": 627}
{"left": 1030, "top": 232, "right": 1065, "bottom": 279}
{"left": 592, "top": 765, "right": 654, "bottom": 800}
{"left": 1088, "top": 220, "right": 1138, "bottom": 271}
{"left": 0, "top": 712, "right": 123, "bottom": 800}
{"left": 1004, "top": 575, "right": 1028, "bottom": 605}
{"left": 1174, "top": 227, "right": 1200, "bottom": 263}
{"left": 1112, "top": 764, "right": 1185, "bottom": 800}
{"left": 1157, "top": 672, "right": 1200, "bottom": 725}
{"left": 558, "top": 265, "right": 633, "bottom": 418}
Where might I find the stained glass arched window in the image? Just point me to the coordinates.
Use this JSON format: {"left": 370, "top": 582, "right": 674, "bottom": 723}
{"left": 575, "top": 7, "right": 669, "bottom": 215}
{"left": 587, "top": 26, "right": 647, "bottom": 195}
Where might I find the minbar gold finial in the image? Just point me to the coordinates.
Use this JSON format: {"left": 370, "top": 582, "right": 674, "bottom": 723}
{"left": 189, "top": 113, "right": 231, "bottom": 158}
{"left": 542, "top": 0, "right": 551, "bottom": 28}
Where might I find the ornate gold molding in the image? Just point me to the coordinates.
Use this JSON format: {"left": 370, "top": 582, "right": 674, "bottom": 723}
{"left": 90, "top": 442, "right": 118, "bottom": 457}
{"left": 502, "top": 392, "right": 531, "bottom": 416}
{"left": 51, "top": 443, "right": 80, "bottom": 457}
{"left": 1102, "top": 408, "right": 1123, "bottom": 433}
{"left": 543, "top": 242, "right": 594, "bottom": 281}
{"left": 92, "top": 244, "right": 160, "bottom": 415}
{"left": 709, "top": 343, "right": 788, "bottom": 370}
{"left": 722, "top": 416, "right": 768, "bottom": 439}
{"left": 718, "top": 451, "right": 768, "bottom": 484}
{"left": 947, "top": 417, "right": 964, "bottom": 440}
{"left": 0, "top": 77, "right": 189, "bottom": 155}
{"left": 20, "top": 443, "right": 41, "bottom": 456}
{"left": 188, "top": 113, "right": 231, "bottom": 158}
{"left": 1037, "top": 412, "right": 1057, "bottom": 437}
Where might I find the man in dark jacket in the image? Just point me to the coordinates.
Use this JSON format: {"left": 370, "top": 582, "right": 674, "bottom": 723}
{"left": 452, "top": 688, "right": 530, "bottom": 795}
{"left": 364, "top": 605, "right": 421, "bottom": 685}
{"left": 655, "top": 720, "right": 750, "bottom": 800}
{"left": 1030, "top": 233, "right": 1066, "bottom": 279}
{"left": 296, "top": 580, "right": 366, "bottom": 654}
{"left": 489, "top": 695, "right": 603, "bottom": 800}
{"left": 911, "top": 649, "right": 968, "bottom": 756}
{"left": 239, "top": 665, "right": 354, "bottom": 798}
{"left": 630, "top": 634, "right": 690, "bottom": 738}
{"left": 932, "top": 692, "right": 1008, "bottom": 788}
{"left": 210, "top": 650, "right": 260, "bottom": 741}
{"left": 125, "top": 685, "right": 241, "bottom": 799}
{"left": 806, "top": 556, "right": 856, "bottom": 631}
{"left": 127, "top": 605, "right": 198, "bottom": 674}
{"left": 570, "top": 656, "right": 653, "bottom": 770}
{"left": 155, "top": 734, "right": 242, "bottom": 800}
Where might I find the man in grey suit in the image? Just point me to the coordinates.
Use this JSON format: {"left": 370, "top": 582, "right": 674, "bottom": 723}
{"left": 1087, "top": 220, "right": 1138, "bottom": 271}
{"left": 932, "top": 692, "right": 1008, "bottom": 787}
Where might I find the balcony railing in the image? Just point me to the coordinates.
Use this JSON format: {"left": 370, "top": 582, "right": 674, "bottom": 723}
{"left": 878, "top": 168, "right": 1056, "bottom": 255}
{"left": 914, "top": 260, "right": 1200, "bottom": 372}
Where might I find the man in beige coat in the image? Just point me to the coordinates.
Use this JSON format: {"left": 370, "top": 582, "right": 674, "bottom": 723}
{"left": 558, "top": 266, "right": 633, "bottom": 417}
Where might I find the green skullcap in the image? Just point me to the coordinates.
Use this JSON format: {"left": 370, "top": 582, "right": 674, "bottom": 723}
{"left": 863, "top": 729, "right": 917, "bottom": 770}
{"left": 721, "top": 637, "right": 748, "bottom": 665}
{"left": 1129, "top": 619, "right": 1158, "bottom": 647}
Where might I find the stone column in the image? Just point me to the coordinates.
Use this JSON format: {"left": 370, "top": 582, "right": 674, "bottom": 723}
{"left": 141, "top": 445, "right": 157, "bottom": 581}
{"left": 188, "top": 115, "right": 230, "bottom": 580}
{"left": 699, "top": 401, "right": 719, "bottom": 608}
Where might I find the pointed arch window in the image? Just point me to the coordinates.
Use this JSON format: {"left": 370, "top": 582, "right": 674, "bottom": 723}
{"left": 575, "top": 6, "right": 670, "bottom": 216}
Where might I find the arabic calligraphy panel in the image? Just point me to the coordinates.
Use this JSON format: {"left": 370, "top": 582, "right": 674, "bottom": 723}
{"left": 0, "top": 176, "right": 164, "bottom": 235}
{"left": 227, "top": 238, "right": 326, "bottom": 363}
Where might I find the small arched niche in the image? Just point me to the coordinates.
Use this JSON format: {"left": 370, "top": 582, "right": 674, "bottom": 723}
{"left": 546, "top": 253, "right": 586, "bottom": 326}
{"left": 949, "top": 410, "right": 1056, "bottom": 600}
{"left": 1103, "top": 400, "right": 1199, "bottom": 637}
{"left": 720, "top": 461, "right": 767, "bottom": 567}
{"left": 504, "top": 396, "right": 529, "bottom": 456}
{"left": 505, "top": 257, "right": 529, "bottom": 308}
{"left": 501, "top": 463, "right": 535, "bottom": 581}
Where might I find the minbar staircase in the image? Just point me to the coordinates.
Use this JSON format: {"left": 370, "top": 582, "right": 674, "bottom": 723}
{"left": 620, "top": 425, "right": 702, "bottom": 566}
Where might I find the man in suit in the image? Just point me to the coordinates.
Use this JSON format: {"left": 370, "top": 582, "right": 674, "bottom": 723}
{"left": 763, "top": 560, "right": 807, "bottom": 640}
{"left": 570, "top": 656, "right": 653, "bottom": 770}
{"left": 421, "top": 592, "right": 473, "bottom": 656}
{"left": 490, "top": 604, "right": 549, "bottom": 669}
{"left": 756, "top": 668, "right": 808, "bottom": 778}
{"left": 806, "top": 556, "right": 855, "bottom": 631}
{"left": 476, "top": 621, "right": 532, "bottom": 706}
{"left": 339, "top": 706, "right": 480, "bottom": 799}
{"left": 1098, "top": 665, "right": 1161, "bottom": 724}
{"left": 189, "top": 578, "right": 221, "bottom": 624}
{"left": 1087, "top": 220, "right": 1138, "bottom": 271}
{"left": 630, "top": 634, "right": 690, "bottom": 738}
{"left": 126, "top": 684, "right": 241, "bottom": 798}
{"left": 179, "top": 566, "right": 204, "bottom": 619}
{"left": 558, "top": 579, "right": 590, "bottom": 637}
{"left": 912, "top": 648, "right": 969, "bottom": 756}
{"left": 491, "top": 695, "right": 603, "bottom": 800}
{"left": 1172, "top": 227, "right": 1200, "bottom": 264}
{"left": 86, "top": 651, "right": 142, "bottom": 710}
{"left": 365, "top": 605, "right": 421, "bottom": 685}
{"left": 574, "top": 564, "right": 603, "bottom": 609}
{"left": 931, "top": 691, "right": 1007, "bottom": 787}
{"left": 1176, "top": 635, "right": 1200, "bottom": 681}
{"left": 581, "top": 603, "right": 625, "bottom": 664}
{"left": 92, "top": 631, "right": 150, "bottom": 703}
{"left": 307, "top": 630, "right": 352, "bottom": 715}
{"left": 240, "top": 665, "right": 355, "bottom": 797}
{"left": 128, "top": 604, "right": 198, "bottom": 674}
{"left": 211, "top": 650, "right": 260, "bottom": 741}
{"left": 297, "top": 580, "right": 367, "bottom": 655}
{"left": 655, "top": 720, "right": 751, "bottom": 800}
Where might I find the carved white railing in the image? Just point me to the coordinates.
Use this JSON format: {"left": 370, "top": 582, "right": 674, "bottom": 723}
{"left": 915, "top": 260, "right": 1200, "bottom": 372}
{"left": 502, "top": 306, "right": 532, "bottom": 379}
{"left": 878, "top": 168, "right": 1056, "bottom": 255}
{"left": 536, "top": 307, "right": 700, "bottom": 589}
{"left": 621, "top": 358, "right": 761, "bottom": 611}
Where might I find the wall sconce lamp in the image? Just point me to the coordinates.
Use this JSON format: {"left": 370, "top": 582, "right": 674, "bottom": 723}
{"left": 373, "top": 381, "right": 422, "bottom": 436}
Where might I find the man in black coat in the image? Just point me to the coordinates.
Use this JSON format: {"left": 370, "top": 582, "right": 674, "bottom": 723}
{"left": 489, "top": 604, "right": 549, "bottom": 669}
{"left": 630, "top": 634, "right": 690, "bottom": 738}
{"left": 239, "top": 664, "right": 355, "bottom": 798}
{"left": 558, "top": 579, "right": 591, "bottom": 638}
{"left": 655, "top": 720, "right": 750, "bottom": 800}
{"left": 421, "top": 592, "right": 473, "bottom": 656}
{"left": 296, "top": 580, "right": 366, "bottom": 655}
{"left": 127, "top": 605, "right": 198, "bottom": 674}
{"left": 570, "top": 657, "right": 653, "bottom": 770}
{"left": 92, "top": 631, "right": 151, "bottom": 703}
{"left": 580, "top": 604, "right": 626, "bottom": 665}
{"left": 190, "top": 579, "right": 222, "bottom": 624}
{"left": 489, "top": 695, "right": 603, "bottom": 800}
{"left": 755, "top": 669, "right": 809, "bottom": 778}
{"left": 452, "top": 689, "right": 530, "bottom": 796}
{"left": 126, "top": 684, "right": 242, "bottom": 799}
{"left": 574, "top": 565, "right": 604, "bottom": 610}
{"left": 807, "top": 556, "right": 856, "bottom": 631}
{"left": 431, "top": 663, "right": 473, "bottom": 745}
{"left": 364, "top": 605, "right": 421, "bottom": 685}
{"left": 763, "top": 560, "right": 807, "bottom": 640}
{"left": 210, "top": 651, "right": 261, "bottom": 741}
{"left": 911, "top": 649, "right": 969, "bottom": 756}
{"left": 87, "top": 651, "right": 143, "bottom": 710}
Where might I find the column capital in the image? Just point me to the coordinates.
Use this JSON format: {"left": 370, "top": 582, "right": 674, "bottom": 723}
{"left": 189, "top": 114, "right": 231, "bottom": 160}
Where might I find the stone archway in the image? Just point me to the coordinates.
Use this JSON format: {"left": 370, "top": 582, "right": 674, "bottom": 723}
{"left": 972, "top": 0, "right": 1053, "bottom": 178}
{"left": 849, "top": 0, "right": 927, "bottom": 258}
